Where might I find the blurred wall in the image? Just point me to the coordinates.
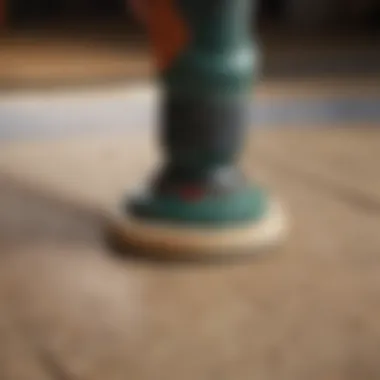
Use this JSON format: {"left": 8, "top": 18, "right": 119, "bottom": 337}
{"left": 285, "top": 0, "right": 380, "bottom": 31}
{"left": 2, "top": 0, "right": 379, "bottom": 32}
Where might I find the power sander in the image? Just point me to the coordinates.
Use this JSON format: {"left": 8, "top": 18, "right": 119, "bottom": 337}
{"left": 110, "top": 0, "right": 288, "bottom": 258}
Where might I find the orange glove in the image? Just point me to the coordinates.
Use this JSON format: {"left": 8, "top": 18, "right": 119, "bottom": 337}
{"left": 129, "top": 0, "right": 148, "bottom": 23}
{"left": 129, "top": 0, "right": 189, "bottom": 71}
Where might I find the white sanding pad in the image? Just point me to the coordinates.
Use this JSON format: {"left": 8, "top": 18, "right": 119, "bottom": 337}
{"left": 108, "top": 199, "right": 288, "bottom": 259}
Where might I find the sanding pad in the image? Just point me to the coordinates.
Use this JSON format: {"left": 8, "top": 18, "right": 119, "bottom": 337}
{"left": 108, "top": 199, "right": 288, "bottom": 259}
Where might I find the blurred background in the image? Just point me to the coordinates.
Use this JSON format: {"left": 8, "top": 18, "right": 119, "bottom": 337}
{"left": 0, "top": 0, "right": 379, "bottom": 86}
{"left": 0, "top": 0, "right": 379, "bottom": 138}
{"left": 0, "top": 0, "right": 379, "bottom": 85}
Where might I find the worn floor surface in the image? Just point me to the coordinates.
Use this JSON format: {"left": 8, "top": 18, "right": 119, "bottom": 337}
{"left": 0, "top": 128, "right": 380, "bottom": 380}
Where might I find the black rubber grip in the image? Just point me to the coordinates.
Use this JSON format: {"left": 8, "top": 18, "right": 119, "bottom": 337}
{"left": 161, "top": 94, "right": 249, "bottom": 167}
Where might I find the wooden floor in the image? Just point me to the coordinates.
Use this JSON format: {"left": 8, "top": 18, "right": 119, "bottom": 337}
{"left": 0, "top": 127, "right": 380, "bottom": 380}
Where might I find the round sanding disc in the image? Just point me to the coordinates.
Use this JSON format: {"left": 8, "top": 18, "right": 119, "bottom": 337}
{"left": 108, "top": 199, "right": 289, "bottom": 259}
